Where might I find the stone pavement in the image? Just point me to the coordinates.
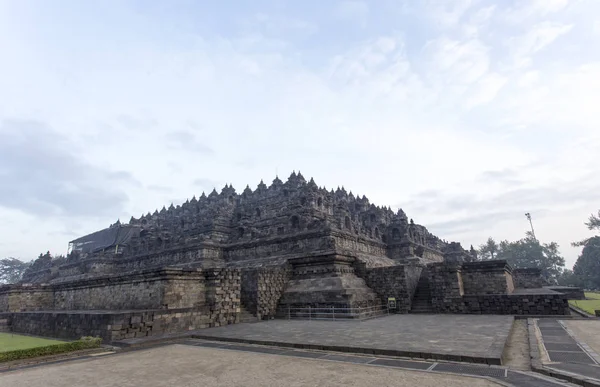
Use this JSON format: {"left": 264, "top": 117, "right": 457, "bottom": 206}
{"left": 533, "top": 318, "right": 600, "bottom": 385}
{"left": 188, "top": 314, "right": 514, "bottom": 364}
{"left": 0, "top": 340, "right": 577, "bottom": 387}
{"left": 0, "top": 344, "right": 505, "bottom": 387}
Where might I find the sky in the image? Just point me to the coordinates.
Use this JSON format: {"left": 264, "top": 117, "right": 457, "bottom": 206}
{"left": 0, "top": 0, "right": 599, "bottom": 268}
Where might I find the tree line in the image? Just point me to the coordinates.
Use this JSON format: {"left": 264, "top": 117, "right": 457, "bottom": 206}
{"left": 477, "top": 210, "right": 600, "bottom": 289}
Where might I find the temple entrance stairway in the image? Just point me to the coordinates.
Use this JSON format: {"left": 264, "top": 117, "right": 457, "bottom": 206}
{"left": 410, "top": 269, "right": 434, "bottom": 313}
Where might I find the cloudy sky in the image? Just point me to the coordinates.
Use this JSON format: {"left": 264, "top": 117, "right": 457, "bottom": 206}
{"left": 1, "top": 0, "right": 598, "bottom": 267}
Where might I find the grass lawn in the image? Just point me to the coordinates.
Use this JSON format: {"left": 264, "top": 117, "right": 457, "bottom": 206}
{"left": 585, "top": 292, "right": 600, "bottom": 300}
{"left": 0, "top": 333, "right": 66, "bottom": 353}
{"left": 569, "top": 292, "right": 600, "bottom": 315}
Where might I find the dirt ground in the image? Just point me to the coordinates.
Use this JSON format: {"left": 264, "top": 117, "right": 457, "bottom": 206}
{"left": 0, "top": 344, "right": 505, "bottom": 387}
{"left": 502, "top": 319, "right": 531, "bottom": 370}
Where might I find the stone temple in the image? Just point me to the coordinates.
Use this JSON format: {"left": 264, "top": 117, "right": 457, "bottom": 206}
{"left": 0, "top": 173, "right": 571, "bottom": 343}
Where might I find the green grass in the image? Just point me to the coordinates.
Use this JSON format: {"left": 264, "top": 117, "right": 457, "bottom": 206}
{"left": 585, "top": 292, "right": 600, "bottom": 300}
{"left": 569, "top": 293, "right": 600, "bottom": 315}
{"left": 0, "top": 333, "right": 66, "bottom": 353}
{"left": 0, "top": 336, "right": 102, "bottom": 362}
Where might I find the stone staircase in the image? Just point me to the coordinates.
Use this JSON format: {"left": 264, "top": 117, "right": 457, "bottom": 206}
{"left": 0, "top": 318, "right": 10, "bottom": 332}
{"left": 410, "top": 271, "right": 434, "bottom": 314}
{"left": 239, "top": 305, "right": 260, "bottom": 323}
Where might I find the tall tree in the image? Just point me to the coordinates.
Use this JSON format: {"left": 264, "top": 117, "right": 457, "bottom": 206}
{"left": 477, "top": 237, "right": 499, "bottom": 261}
{"left": 573, "top": 210, "right": 600, "bottom": 247}
{"left": 572, "top": 238, "right": 600, "bottom": 289}
{"left": 0, "top": 257, "right": 31, "bottom": 284}
{"left": 571, "top": 210, "right": 600, "bottom": 289}
{"left": 557, "top": 269, "right": 584, "bottom": 288}
{"left": 495, "top": 232, "right": 566, "bottom": 284}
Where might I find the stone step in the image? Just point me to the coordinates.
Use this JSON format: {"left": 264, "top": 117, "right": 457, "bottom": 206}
{"left": 239, "top": 305, "right": 259, "bottom": 323}
{"left": 412, "top": 298, "right": 431, "bottom": 302}
{"left": 412, "top": 303, "right": 432, "bottom": 308}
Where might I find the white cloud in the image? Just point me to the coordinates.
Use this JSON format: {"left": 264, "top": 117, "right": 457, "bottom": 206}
{"left": 426, "top": 0, "right": 476, "bottom": 29}
{"left": 465, "top": 72, "right": 507, "bottom": 109}
{"left": 0, "top": 0, "right": 598, "bottom": 269}
{"left": 507, "top": 22, "right": 573, "bottom": 69}
{"left": 333, "top": 1, "right": 369, "bottom": 27}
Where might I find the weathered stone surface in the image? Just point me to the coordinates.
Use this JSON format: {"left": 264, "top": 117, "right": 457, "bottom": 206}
{"left": 461, "top": 260, "right": 514, "bottom": 295}
{"left": 0, "top": 284, "right": 53, "bottom": 312}
{"left": 4, "top": 174, "right": 570, "bottom": 345}
{"left": 356, "top": 262, "right": 423, "bottom": 313}
{"left": 277, "top": 254, "right": 381, "bottom": 314}
{"left": 22, "top": 174, "right": 477, "bottom": 284}
{"left": 544, "top": 286, "right": 585, "bottom": 300}
{"left": 428, "top": 261, "right": 570, "bottom": 315}
{"left": 241, "top": 266, "right": 291, "bottom": 319}
{"left": 512, "top": 268, "right": 546, "bottom": 289}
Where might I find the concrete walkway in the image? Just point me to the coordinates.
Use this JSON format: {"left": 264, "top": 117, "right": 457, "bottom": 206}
{"left": 0, "top": 344, "right": 506, "bottom": 387}
{"left": 535, "top": 318, "right": 600, "bottom": 384}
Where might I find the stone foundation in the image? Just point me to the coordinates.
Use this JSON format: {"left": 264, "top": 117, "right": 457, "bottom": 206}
{"left": 277, "top": 254, "right": 381, "bottom": 314}
{"left": 545, "top": 286, "right": 585, "bottom": 300}
{"left": 512, "top": 268, "right": 546, "bottom": 289}
{"left": 3, "top": 305, "right": 238, "bottom": 343}
{"left": 0, "top": 284, "right": 54, "bottom": 312}
{"left": 0, "top": 266, "right": 241, "bottom": 342}
{"left": 461, "top": 260, "right": 514, "bottom": 295}
{"left": 241, "top": 266, "right": 291, "bottom": 319}
{"left": 356, "top": 263, "right": 422, "bottom": 313}
{"left": 427, "top": 261, "right": 570, "bottom": 315}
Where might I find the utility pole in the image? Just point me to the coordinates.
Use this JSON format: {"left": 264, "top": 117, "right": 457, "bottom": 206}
{"left": 525, "top": 213, "right": 537, "bottom": 241}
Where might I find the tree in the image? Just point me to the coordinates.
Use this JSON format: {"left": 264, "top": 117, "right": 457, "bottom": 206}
{"left": 0, "top": 257, "right": 31, "bottom": 284}
{"left": 569, "top": 209, "right": 600, "bottom": 289}
{"left": 557, "top": 269, "right": 583, "bottom": 287}
{"left": 572, "top": 236, "right": 600, "bottom": 290}
{"left": 572, "top": 210, "right": 600, "bottom": 247}
{"left": 477, "top": 237, "right": 499, "bottom": 261}
{"left": 480, "top": 232, "right": 566, "bottom": 284}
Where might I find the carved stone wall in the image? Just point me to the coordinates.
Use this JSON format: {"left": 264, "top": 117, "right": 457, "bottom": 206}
{"left": 4, "top": 306, "right": 230, "bottom": 343}
{"left": 545, "top": 286, "right": 585, "bottom": 300}
{"left": 0, "top": 284, "right": 54, "bottom": 312}
{"left": 512, "top": 268, "right": 546, "bottom": 289}
{"left": 277, "top": 254, "right": 380, "bottom": 312}
{"left": 241, "top": 266, "right": 291, "bottom": 319}
{"left": 204, "top": 268, "right": 241, "bottom": 326}
{"left": 428, "top": 261, "right": 570, "bottom": 315}
{"left": 462, "top": 292, "right": 569, "bottom": 315}
{"left": 429, "top": 263, "right": 465, "bottom": 313}
{"left": 355, "top": 263, "right": 423, "bottom": 313}
{"left": 461, "top": 260, "right": 514, "bottom": 295}
{"left": 52, "top": 268, "right": 205, "bottom": 310}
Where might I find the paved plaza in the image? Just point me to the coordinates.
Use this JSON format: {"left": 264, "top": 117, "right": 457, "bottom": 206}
{"left": 1, "top": 344, "right": 506, "bottom": 387}
{"left": 191, "top": 314, "right": 514, "bottom": 363}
